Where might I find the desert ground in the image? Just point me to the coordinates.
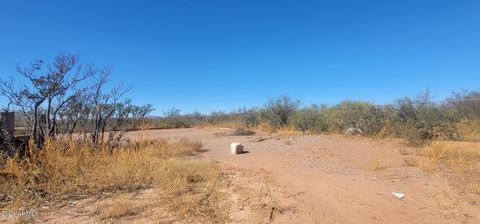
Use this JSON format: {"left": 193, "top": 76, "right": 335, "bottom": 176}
{"left": 7, "top": 128, "right": 479, "bottom": 224}
{"left": 126, "top": 128, "right": 478, "bottom": 224}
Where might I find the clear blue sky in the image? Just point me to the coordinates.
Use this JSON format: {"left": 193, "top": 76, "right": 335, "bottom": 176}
{"left": 1, "top": 0, "right": 479, "bottom": 115}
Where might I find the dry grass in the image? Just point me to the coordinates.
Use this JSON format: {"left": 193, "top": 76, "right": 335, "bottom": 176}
{"left": 373, "top": 125, "right": 393, "bottom": 139}
{"left": 406, "top": 141, "right": 480, "bottom": 195}
{"left": 0, "top": 150, "right": 8, "bottom": 168}
{"left": 254, "top": 122, "right": 277, "bottom": 133}
{"left": 275, "top": 126, "right": 302, "bottom": 137}
{"left": 398, "top": 148, "right": 410, "bottom": 155}
{"left": 232, "top": 182, "right": 279, "bottom": 223}
{"left": 156, "top": 159, "right": 228, "bottom": 222}
{"left": 367, "top": 154, "right": 382, "bottom": 171}
{"left": 0, "top": 137, "right": 228, "bottom": 222}
{"left": 221, "top": 169, "right": 280, "bottom": 223}
{"left": 418, "top": 141, "right": 480, "bottom": 175}
{"left": 417, "top": 159, "right": 439, "bottom": 172}
{"left": 403, "top": 156, "right": 417, "bottom": 167}
{"left": 138, "top": 122, "right": 155, "bottom": 130}
{"left": 404, "top": 141, "right": 480, "bottom": 174}
{"left": 458, "top": 119, "right": 480, "bottom": 142}
{"left": 99, "top": 194, "right": 142, "bottom": 221}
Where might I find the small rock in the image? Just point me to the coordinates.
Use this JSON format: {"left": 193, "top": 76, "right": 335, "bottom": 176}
{"left": 230, "top": 142, "right": 244, "bottom": 154}
{"left": 392, "top": 192, "right": 406, "bottom": 199}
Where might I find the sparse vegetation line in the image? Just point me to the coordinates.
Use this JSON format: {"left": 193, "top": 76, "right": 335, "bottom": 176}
{"left": 142, "top": 92, "right": 480, "bottom": 145}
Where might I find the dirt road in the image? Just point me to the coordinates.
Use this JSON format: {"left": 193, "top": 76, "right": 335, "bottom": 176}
{"left": 127, "top": 128, "right": 479, "bottom": 224}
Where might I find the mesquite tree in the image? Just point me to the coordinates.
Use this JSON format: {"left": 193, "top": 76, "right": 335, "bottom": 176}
{"left": 263, "top": 96, "right": 302, "bottom": 127}
{"left": 88, "top": 69, "right": 132, "bottom": 144}
{"left": 0, "top": 53, "right": 151, "bottom": 147}
{"left": 0, "top": 54, "right": 93, "bottom": 144}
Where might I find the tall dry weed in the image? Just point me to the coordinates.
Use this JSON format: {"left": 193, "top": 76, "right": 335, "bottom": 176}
{"left": 0, "top": 137, "right": 227, "bottom": 222}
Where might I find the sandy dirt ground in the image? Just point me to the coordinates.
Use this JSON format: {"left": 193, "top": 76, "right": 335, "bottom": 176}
{"left": 4, "top": 128, "right": 478, "bottom": 223}
{"left": 126, "top": 128, "right": 479, "bottom": 224}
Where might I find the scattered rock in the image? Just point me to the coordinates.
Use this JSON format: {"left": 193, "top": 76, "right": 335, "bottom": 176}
{"left": 392, "top": 192, "right": 406, "bottom": 199}
{"left": 230, "top": 143, "right": 244, "bottom": 154}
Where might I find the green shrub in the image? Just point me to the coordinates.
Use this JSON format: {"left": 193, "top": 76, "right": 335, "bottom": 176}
{"left": 290, "top": 104, "right": 327, "bottom": 133}
{"left": 132, "top": 91, "right": 477, "bottom": 142}
{"left": 236, "top": 107, "right": 260, "bottom": 129}
{"left": 392, "top": 93, "right": 460, "bottom": 144}
{"left": 262, "top": 96, "right": 302, "bottom": 127}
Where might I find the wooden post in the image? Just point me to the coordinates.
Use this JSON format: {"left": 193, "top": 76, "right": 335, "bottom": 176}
{"left": 0, "top": 112, "right": 15, "bottom": 134}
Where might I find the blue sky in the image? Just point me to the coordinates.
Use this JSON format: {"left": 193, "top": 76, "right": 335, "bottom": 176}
{"left": 1, "top": 0, "right": 479, "bottom": 115}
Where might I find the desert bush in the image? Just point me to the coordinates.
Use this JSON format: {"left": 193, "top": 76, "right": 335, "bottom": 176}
{"left": 290, "top": 102, "right": 391, "bottom": 136}
{"left": 198, "top": 92, "right": 470, "bottom": 142}
{"left": 236, "top": 107, "right": 260, "bottom": 129}
{"left": 290, "top": 104, "right": 326, "bottom": 133}
{"left": 447, "top": 91, "right": 480, "bottom": 141}
{"left": 207, "top": 111, "right": 230, "bottom": 126}
{"left": 164, "top": 107, "right": 184, "bottom": 128}
{"left": 142, "top": 90, "right": 479, "bottom": 142}
{"left": 448, "top": 90, "right": 480, "bottom": 120}
{"left": 393, "top": 93, "right": 460, "bottom": 144}
{"left": 182, "top": 111, "right": 207, "bottom": 127}
{"left": 328, "top": 101, "right": 389, "bottom": 136}
{"left": 263, "top": 96, "right": 302, "bottom": 128}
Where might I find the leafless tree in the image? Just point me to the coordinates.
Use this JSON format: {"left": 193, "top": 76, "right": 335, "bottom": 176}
{"left": 164, "top": 107, "right": 182, "bottom": 128}
{"left": 0, "top": 54, "right": 94, "bottom": 145}
{"left": 0, "top": 53, "right": 159, "bottom": 150}
{"left": 88, "top": 68, "right": 132, "bottom": 144}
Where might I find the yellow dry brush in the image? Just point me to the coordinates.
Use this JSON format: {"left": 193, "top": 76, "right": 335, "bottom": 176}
{"left": 0, "top": 137, "right": 228, "bottom": 223}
